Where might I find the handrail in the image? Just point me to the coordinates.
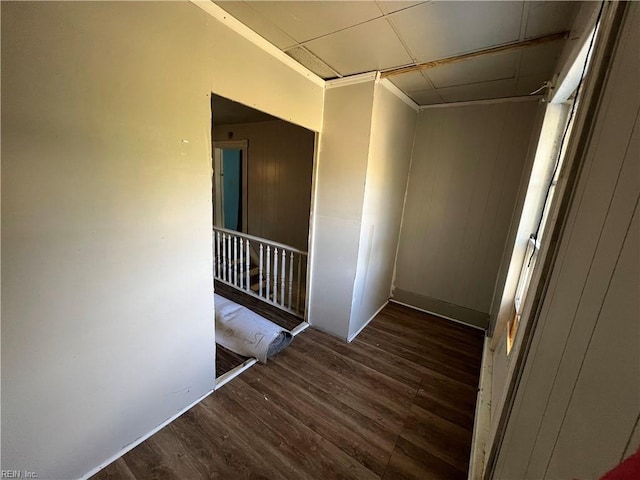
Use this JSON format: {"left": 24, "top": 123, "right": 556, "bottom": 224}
{"left": 212, "top": 226, "right": 307, "bottom": 318}
{"left": 213, "top": 226, "right": 308, "bottom": 255}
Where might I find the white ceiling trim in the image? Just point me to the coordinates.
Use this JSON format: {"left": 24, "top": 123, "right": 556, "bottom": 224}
{"left": 325, "top": 71, "right": 378, "bottom": 89}
{"left": 190, "top": 0, "right": 326, "bottom": 88}
{"left": 378, "top": 77, "right": 419, "bottom": 112}
{"left": 419, "top": 94, "right": 541, "bottom": 110}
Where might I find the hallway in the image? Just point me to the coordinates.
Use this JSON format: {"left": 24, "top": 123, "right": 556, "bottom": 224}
{"left": 95, "top": 303, "right": 483, "bottom": 479}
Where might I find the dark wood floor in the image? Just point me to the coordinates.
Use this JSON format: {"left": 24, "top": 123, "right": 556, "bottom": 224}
{"left": 94, "top": 302, "right": 484, "bottom": 480}
{"left": 214, "top": 281, "right": 306, "bottom": 378}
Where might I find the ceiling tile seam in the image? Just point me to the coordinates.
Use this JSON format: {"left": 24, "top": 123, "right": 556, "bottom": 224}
{"left": 294, "top": 12, "right": 385, "bottom": 46}
{"left": 429, "top": 72, "right": 519, "bottom": 91}
{"left": 381, "top": 31, "right": 570, "bottom": 79}
{"left": 375, "top": 0, "right": 429, "bottom": 17}
{"left": 436, "top": 76, "right": 517, "bottom": 91}
{"left": 419, "top": 71, "right": 439, "bottom": 95}
{"left": 239, "top": 0, "right": 298, "bottom": 49}
{"left": 293, "top": 1, "right": 427, "bottom": 49}
{"left": 373, "top": 1, "right": 386, "bottom": 17}
{"left": 191, "top": 1, "right": 325, "bottom": 87}
{"left": 285, "top": 45, "right": 343, "bottom": 79}
{"left": 384, "top": 15, "right": 420, "bottom": 65}
{"left": 518, "top": 1, "right": 530, "bottom": 42}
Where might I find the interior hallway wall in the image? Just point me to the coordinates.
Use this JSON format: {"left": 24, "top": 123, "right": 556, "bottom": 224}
{"left": 213, "top": 120, "right": 315, "bottom": 251}
{"left": 393, "top": 100, "right": 541, "bottom": 328}
{"left": 308, "top": 80, "right": 375, "bottom": 339}
{"left": 349, "top": 83, "right": 417, "bottom": 339}
{"left": 1, "top": 2, "right": 324, "bottom": 479}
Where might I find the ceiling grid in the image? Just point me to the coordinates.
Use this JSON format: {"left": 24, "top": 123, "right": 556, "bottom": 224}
{"left": 214, "top": 0, "right": 581, "bottom": 105}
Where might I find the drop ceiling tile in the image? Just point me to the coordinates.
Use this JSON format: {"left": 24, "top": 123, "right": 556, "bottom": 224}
{"left": 437, "top": 78, "right": 517, "bottom": 103}
{"left": 519, "top": 40, "right": 565, "bottom": 76}
{"left": 248, "top": 1, "right": 382, "bottom": 43}
{"left": 285, "top": 46, "right": 338, "bottom": 79}
{"left": 408, "top": 89, "right": 444, "bottom": 105}
{"left": 389, "top": 1, "right": 523, "bottom": 63}
{"left": 525, "top": 1, "right": 578, "bottom": 39}
{"left": 376, "top": 1, "right": 425, "bottom": 15}
{"left": 388, "top": 71, "right": 432, "bottom": 92}
{"left": 304, "top": 17, "right": 412, "bottom": 76}
{"left": 516, "top": 74, "right": 549, "bottom": 96}
{"left": 426, "top": 51, "right": 519, "bottom": 89}
{"left": 214, "top": 1, "right": 297, "bottom": 50}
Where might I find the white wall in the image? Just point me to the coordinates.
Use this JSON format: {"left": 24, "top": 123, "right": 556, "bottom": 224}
{"left": 213, "top": 120, "right": 315, "bottom": 250}
{"left": 349, "top": 83, "right": 417, "bottom": 339}
{"left": 308, "top": 80, "right": 375, "bottom": 339}
{"left": 494, "top": 4, "right": 639, "bottom": 478}
{"left": 393, "top": 100, "right": 540, "bottom": 328}
{"left": 1, "top": 2, "right": 324, "bottom": 479}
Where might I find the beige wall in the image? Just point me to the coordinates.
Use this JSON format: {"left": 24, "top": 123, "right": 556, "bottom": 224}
{"left": 349, "top": 83, "right": 417, "bottom": 339}
{"left": 494, "top": 4, "right": 639, "bottom": 478}
{"left": 308, "top": 80, "right": 375, "bottom": 339}
{"left": 393, "top": 100, "right": 540, "bottom": 327}
{"left": 0, "top": 2, "right": 324, "bottom": 479}
{"left": 213, "top": 120, "right": 315, "bottom": 251}
{"left": 205, "top": 7, "right": 324, "bottom": 132}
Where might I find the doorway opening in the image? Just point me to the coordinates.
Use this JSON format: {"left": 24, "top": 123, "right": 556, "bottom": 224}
{"left": 210, "top": 93, "right": 317, "bottom": 383}
{"left": 213, "top": 140, "right": 248, "bottom": 233}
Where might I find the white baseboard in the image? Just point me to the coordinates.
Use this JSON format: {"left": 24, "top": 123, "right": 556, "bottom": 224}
{"left": 215, "top": 357, "right": 258, "bottom": 391}
{"left": 468, "top": 336, "right": 493, "bottom": 480}
{"left": 347, "top": 300, "right": 389, "bottom": 343}
{"left": 388, "top": 299, "right": 486, "bottom": 331}
{"left": 291, "top": 321, "right": 310, "bottom": 337}
{"left": 82, "top": 387, "right": 214, "bottom": 479}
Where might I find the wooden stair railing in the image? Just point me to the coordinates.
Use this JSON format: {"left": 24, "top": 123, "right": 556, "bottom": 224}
{"left": 213, "top": 226, "right": 307, "bottom": 318}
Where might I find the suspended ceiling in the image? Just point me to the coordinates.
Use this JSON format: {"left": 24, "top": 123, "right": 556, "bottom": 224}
{"left": 214, "top": 1, "right": 581, "bottom": 105}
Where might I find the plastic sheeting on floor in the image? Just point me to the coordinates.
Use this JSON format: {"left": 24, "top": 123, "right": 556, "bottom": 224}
{"left": 214, "top": 293, "right": 293, "bottom": 363}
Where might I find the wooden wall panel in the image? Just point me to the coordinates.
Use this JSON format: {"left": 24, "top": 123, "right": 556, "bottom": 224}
{"left": 494, "top": 5, "right": 640, "bottom": 478}
{"left": 393, "top": 100, "right": 540, "bottom": 322}
{"left": 213, "top": 119, "right": 315, "bottom": 251}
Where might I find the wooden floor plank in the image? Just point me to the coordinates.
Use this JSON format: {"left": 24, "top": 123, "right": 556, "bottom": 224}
{"left": 383, "top": 437, "right": 467, "bottom": 480}
{"left": 94, "top": 302, "right": 483, "bottom": 480}
{"left": 244, "top": 362, "right": 397, "bottom": 476}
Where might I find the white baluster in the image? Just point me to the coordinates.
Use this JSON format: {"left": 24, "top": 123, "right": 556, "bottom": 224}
{"left": 222, "top": 233, "right": 227, "bottom": 282}
{"left": 273, "top": 248, "right": 279, "bottom": 304}
{"left": 245, "top": 239, "right": 250, "bottom": 291}
{"left": 259, "top": 243, "right": 264, "bottom": 297}
{"left": 234, "top": 236, "right": 238, "bottom": 286}
{"left": 227, "top": 233, "right": 232, "bottom": 282}
{"left": 215, "top": 232, "right": 220, "bottom": 279}
{"left": 280, "top": 250, "right": 286, "bottom": 306}
{"left": 239, "top": 237, "right": 244, "bottom": 289}
{"left": 296, "top": 255, "right": 302, "bottom": 313}
{"left": 288, "top": 251, "right": 294, "bottom": 309}
{"left": 265, "top": 245, "right": 271, "bottom": 301}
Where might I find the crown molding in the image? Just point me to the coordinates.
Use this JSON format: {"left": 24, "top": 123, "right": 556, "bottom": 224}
{"left": 325, "top": 71, "right": 377, "bottom": 89}
{"left": 377, "top": 77, "right": 420, "bottom": 112}
{"left": 419, "top": 95, "right": 542, "bottom": 110}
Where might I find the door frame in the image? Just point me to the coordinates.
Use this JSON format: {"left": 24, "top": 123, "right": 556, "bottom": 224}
{"left": 213, "top": 139, "right": 249, "bottom": 233}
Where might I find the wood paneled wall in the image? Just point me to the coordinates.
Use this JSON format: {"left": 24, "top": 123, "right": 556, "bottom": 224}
{"left": 494, "top": 4, "right": 639, "bottom": 478}
{"left": 213, "top": 120, "right": 315, "bottom": 251}
{"left": 393, "top": 100, "right": 541, "bottom": 326}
